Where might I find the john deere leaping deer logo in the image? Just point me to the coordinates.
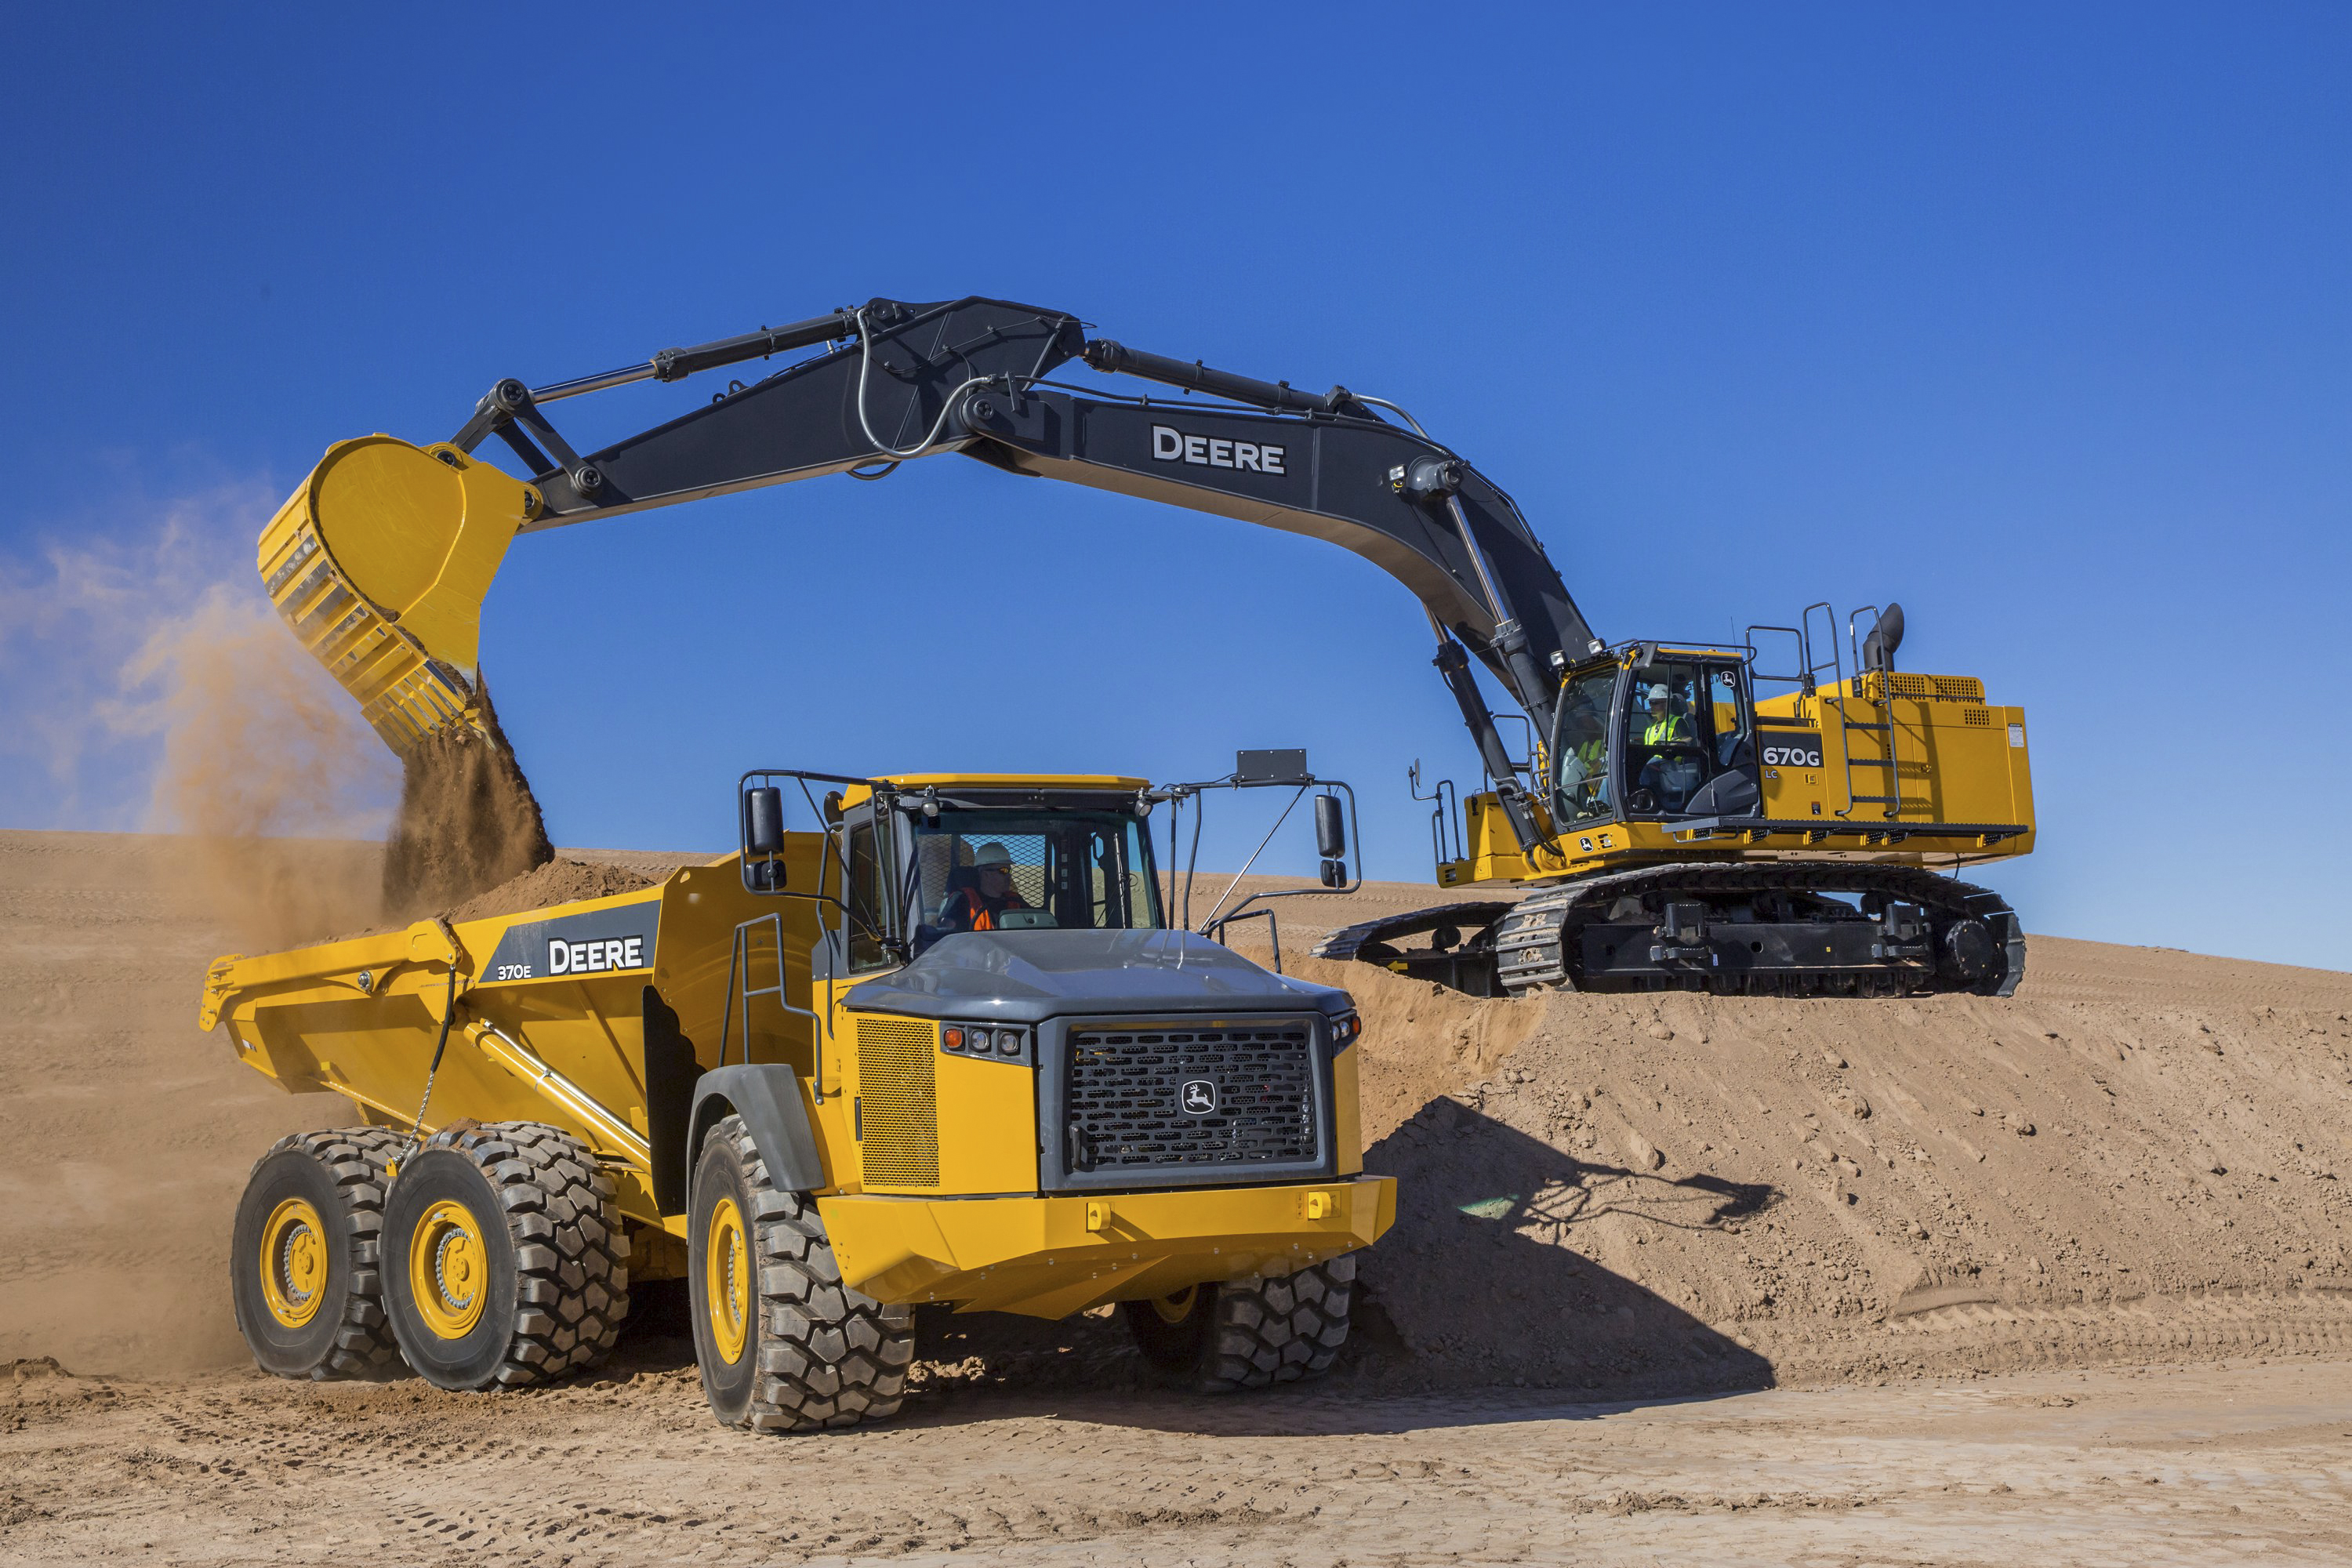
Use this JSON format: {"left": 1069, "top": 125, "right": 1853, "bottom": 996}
{"left": 1180, "top": 1079, "right": 1218, "bottom": 1116}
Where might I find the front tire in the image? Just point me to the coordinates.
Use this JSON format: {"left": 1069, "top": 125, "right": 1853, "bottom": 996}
{"left": 230, "top": 1127, "right": 403, "bottom": 1380}
{"left": 1122, "top": 1254, "right": 1358, "bottom": 1393}
{"left": 381, "top": 1121, "right": 628, "bottom": 1389}
{"left": 688, "top": 1115, "right": 913, "bottom": 1432}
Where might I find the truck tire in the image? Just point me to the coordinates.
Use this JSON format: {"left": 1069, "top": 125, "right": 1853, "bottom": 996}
{"left": 381, "top": 1121, "right": 628, "bottom": 1390}
{"left": 688, "top": 1114, "right": 913, "bottom": 1432}
{"left": 1122, "top": 1253, "right": 1357, "bottom": 1393}
{"left": 229, "top": 1127, "right": 404, "bottom": 1381}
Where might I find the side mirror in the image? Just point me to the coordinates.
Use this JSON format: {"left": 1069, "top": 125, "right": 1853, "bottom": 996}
{"left": 1319, "top": 858, "right": 1347, "bottom": 888}
{"left": 742, "top": 786, "right": 787, "bottom": 888}
{"left": 1314, "top": 793, "right": 1346, "bottom": 859}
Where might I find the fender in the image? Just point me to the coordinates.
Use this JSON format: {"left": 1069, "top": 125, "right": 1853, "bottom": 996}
{"left": 687, "top": 1064, "right": 829, "bottom": 1200}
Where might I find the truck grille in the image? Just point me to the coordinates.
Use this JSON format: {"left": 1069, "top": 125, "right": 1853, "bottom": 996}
{"left": 1066, "top": 1019, "right": 1319, "bottom": 1173}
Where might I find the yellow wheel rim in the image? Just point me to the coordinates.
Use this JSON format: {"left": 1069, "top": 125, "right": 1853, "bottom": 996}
{"left": 706, "top": 1196, "right": 751, "bottom": 1363}
{"left": 259, "top": 1197, "right": 328, "bottom": 1328}
{"left": 1149, "top": 1285, "right": 1200, "bottom": 1326}
{"left": 408, "top": 1199, "right": 489, "bottom": 1340}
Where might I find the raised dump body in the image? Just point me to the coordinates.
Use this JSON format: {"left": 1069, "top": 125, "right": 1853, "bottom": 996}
{"left": 202, "top": 771, "right": 1392, "bottom": 1430}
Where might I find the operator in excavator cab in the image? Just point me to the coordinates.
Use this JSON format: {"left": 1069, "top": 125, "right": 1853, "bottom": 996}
{"left": 1642, "top": 682, "right": 1693, "bottom": 747}
{"left": 936, "top": 841, "right": 1030, "bottom": 934}
{"left": 1635, "top": 681, "right": 1704, "bottom": 811}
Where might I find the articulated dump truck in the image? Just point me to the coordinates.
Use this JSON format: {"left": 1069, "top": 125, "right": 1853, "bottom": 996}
{"left": 201, "top": 771, "right": 1393, "bottom": 1432}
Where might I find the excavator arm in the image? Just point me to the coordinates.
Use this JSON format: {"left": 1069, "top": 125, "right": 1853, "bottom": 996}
{"left": 265, "top": 296, "right": 1597, "bottom": 847}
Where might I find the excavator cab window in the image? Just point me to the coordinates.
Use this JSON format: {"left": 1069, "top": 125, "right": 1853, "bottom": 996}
{"left": 1621, "top": 659, "right": 1754, "bottom": 817}
{"left": 1548, "top": 666, "right": 1619, "bottom": 826}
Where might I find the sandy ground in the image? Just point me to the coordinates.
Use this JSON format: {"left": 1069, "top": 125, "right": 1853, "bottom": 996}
{"left": 9, "top": 1348, "right": 2352, "bottom": 1566}
{"left": 6, "top": 829, "right": 2352, "bottom": 1564}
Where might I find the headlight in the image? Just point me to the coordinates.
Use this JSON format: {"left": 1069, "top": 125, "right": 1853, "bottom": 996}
{"left": 938, "top": 1022, "right": 1028, "bottom": 1062}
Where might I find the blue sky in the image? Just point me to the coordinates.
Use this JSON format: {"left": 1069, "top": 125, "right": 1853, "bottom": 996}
{"left": 2, "top": 4, "right": 2346, "bottom": 969}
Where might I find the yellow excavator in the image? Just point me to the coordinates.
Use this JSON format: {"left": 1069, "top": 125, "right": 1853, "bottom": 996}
{"left": 263, "top": 294, "right": 2033, "bottom": 1000}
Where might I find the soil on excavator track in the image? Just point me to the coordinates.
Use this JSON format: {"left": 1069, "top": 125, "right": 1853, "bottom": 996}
{"left": 379, "top": 676, "right": 554, "bottom": 919}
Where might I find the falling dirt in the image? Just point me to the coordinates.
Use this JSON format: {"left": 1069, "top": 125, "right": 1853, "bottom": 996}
{"left": 378, "top": 676, "right": 554, "bottom": 920}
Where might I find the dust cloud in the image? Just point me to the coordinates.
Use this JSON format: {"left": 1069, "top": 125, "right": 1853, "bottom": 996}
{"left": 4, "top": 488, "right": 561, "bottom": 946}
{"left": 129, "top": 583, "right": 396, "bottom": 949}
{"left": 1, "top": 496, "right": 400, "bottom": 949}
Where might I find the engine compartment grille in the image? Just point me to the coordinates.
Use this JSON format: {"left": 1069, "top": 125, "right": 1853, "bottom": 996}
{"left": 857, "top": 1016, "right": 938, "bottom": 1189}
{"left": 1065, "top": 1018, "right": 1319, "bottom": 1174}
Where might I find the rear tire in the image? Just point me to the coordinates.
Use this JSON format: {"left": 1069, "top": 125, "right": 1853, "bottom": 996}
{"left": 1122, "top": 1254, "right": 1358, "bottom": 1393}
{"left": 688, "top": 1114, "right": 913, "bottom": 1432}
{"left": 381, "top": 1121, "right": 628, "bottom": 1389}
{"left": 230, "top": 1127, "right": 403, "bottom": 1381}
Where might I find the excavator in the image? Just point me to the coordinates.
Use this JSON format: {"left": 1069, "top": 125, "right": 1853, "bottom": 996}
{"left": 261, "top": 294, "right": 2034, "bottom": 1002}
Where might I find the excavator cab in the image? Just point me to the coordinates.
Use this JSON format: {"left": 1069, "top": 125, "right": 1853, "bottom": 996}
{"left": 1548, "top": 648, "right": 1761, "bottom": 829}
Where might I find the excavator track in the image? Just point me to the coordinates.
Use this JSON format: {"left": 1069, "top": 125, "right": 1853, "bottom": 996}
{"left": 1491, "top": 861, "right": 2024, "bottom": 1000}
{"left": 1308, "top": 901, "right": 1519, "bottom": 997}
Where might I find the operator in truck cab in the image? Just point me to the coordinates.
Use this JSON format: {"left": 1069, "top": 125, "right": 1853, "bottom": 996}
{"left": 935, "top": 841, "right": 1031, "bottom": 934}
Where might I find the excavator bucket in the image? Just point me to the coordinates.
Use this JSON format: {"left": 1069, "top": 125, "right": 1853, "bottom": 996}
{"left": 256, "top": 437, "right": 537, "bottom": 754}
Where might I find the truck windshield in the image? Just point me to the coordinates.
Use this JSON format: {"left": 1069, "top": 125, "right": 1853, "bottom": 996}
{"left": 908, "top": 810, "right": 1163, "bottom": 951}
{"left": 1548, "top": 666, "right": 1618, "bottom": 826}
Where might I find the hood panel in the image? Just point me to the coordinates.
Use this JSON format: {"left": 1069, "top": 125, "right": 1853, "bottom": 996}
{"left": 842, "top": 930, "right": 1348, "bottom": 1024}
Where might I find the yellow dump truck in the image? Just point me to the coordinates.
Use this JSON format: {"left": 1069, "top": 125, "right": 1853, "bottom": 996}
{"left": 201, "top": 767, "right": 1393, "bottom": 1430}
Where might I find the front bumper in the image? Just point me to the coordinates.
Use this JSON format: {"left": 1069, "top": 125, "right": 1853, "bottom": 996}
{"left": 818, "top": 1174, "right": 1396, "bottom": 1319}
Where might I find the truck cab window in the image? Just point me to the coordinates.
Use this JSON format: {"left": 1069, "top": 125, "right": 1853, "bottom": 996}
{"left": 909, "top": 811, "right": 1162, "bottom": 956}
{"left": 844, "top": 822, "right": 892, "bottom": 971}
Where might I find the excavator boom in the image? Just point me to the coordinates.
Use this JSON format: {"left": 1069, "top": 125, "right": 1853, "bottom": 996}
{"left": 269, "top": 296, "right": 1590, "bottom": 843}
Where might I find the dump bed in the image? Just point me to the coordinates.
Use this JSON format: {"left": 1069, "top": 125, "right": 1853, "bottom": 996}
{"left": 199, "top": 841, "right": 831, "bottom": 1233}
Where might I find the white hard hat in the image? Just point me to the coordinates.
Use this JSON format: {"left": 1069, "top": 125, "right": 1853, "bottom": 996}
{"left": 1646, "top": 683, "right": 1670, "bottom": 703}
{"left": 972, "top": 842, "right": 1013, "bottom": 868}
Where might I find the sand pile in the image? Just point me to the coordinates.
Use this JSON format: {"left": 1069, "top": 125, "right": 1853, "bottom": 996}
{"left": 379, "top": 678, "right": 553, "bottom": 919}
{"left": 1281, "top": 941, "right": 2352, "bottom": 1393}
{"left": 446, "top": 858, "right": 659, "bottom": 922}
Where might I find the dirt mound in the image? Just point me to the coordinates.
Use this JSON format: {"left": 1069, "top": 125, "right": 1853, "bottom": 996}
{"left": 1304, "top": 941, "right": 2352, "bottom": 1393}
{"left": 446, "top": 858, "right": 659, "bottom": 924}
{"left": 379, "top": 677, "right": 553, "bottom": 918}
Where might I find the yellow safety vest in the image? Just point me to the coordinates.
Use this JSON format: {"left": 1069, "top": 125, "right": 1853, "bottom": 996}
{"left": 1643, "top": 714, "right": 1691, "bottom": 746}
